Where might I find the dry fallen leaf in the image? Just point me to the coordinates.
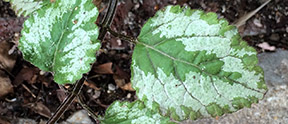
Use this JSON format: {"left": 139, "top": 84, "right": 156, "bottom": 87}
{"left": 13, "top": 67, "right": 39, "bottom": 86}
{"left": 84, "top": 80, "right": 101, "bottom": 90}
{"left": 56, "top": 89, "right": 67, "bottom": 102}
{"left": 113, "top": 75, "right": 135, "bottom": 91}
{"left": 93, "top": 0, "right": 102, "bottom": 9}
{"left": 0, "top": 41, "right": 16, "bottom": 98}
{"left": 112, "top": 65, "right": 134, "bottom": 91}
{"left": 114, "top": 65, "right": 130, "bottom": 80}
{"left": 0, "top": 117, "right": 10, "bottom": 124}
{"left": 0, "top": 70, "right": 13, "bottom": 98}
{"left": 121, "top": 82, "right": 134, "bottom": 91}
{"left": 28, "top": 102, "right": 51, "bottom": 118}
{"left": 0, "top": 41, "right": 16, "bottom": 71}
{"left": 93, "top": 62, "right": 114, "bottom": 74}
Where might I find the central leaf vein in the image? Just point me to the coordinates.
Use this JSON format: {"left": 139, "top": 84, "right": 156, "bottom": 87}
{"left": 145, "top": 47, "right": 180, "bottom": 107}
{"left": 52, "top": 8, "right": 75, "bottom": 72}
{"left": 138, "top": 41, "right": 262, "bottom": 93}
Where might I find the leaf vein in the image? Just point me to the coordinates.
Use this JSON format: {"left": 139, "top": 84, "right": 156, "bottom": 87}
{"left": 172, "top": 61, "right": 206, "bottom": 106}
{"left": 140, "top": 16, "right": 179, "bottom": 38}
{"left": 138, "top": 41, "right": 262, "bottom": 93}
{"left": 52, "top": 9, "right": 75, "bottom": 71}
{"left": 145, "top": 47, "right": 180, "bottom": 107}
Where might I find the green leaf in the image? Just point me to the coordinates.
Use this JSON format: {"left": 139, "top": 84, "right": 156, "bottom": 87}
{"left": 101, "top": 100, "right": 175, "bottom": 124}
{"left": 131, "top": 5, "right": 267, "bottom": 121}
{"left": 19, "top": 0, "right": 100, "bottom": 84}
{"left": 4, "top": 0, "right": 50, "bottom": 17}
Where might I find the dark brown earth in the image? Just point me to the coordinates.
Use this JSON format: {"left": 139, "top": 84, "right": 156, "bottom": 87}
{"left": 0, "top": 0, "right": 287, "bottom": 123}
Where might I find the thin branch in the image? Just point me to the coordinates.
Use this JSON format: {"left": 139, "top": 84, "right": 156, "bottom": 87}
{"left": 46, "top": 76, "right": 86, "bottom": 124}
{"left": 107, "top": 27, "right": 137, "bottom": 44}
{"left": 233, "top": 0, "right": 271, "bottom": 28}
{"left": 98, "top": 0, "right": 118, "bottom": 40}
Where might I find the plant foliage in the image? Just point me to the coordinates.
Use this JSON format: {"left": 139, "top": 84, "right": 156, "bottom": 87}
{"left": 4, "top": 0, "right": 50, "bottom": 17}
{"left": 19, "top": 0, "right": 100, "bottom": 84}
{"left": 101, "top": 100, "right": 175, "bottom": 124}
{"left": 5, "top": 0, "right": 267, "bottom": 122}
{"left": 131, "top": 5, "right": 267, "bottom": 121}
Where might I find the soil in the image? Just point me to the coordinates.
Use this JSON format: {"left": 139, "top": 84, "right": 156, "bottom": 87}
{"left": 0, "top": 0, "right": 287, "bottom": 123}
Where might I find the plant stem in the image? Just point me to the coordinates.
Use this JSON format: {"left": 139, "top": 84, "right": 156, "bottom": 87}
{"left": 107, "top": 27, "right": 137, "bottom": 44}
{"left": 46, "top": 77, "right": 85, "bottom": 124}
{"left": 98, "top": 0, "right": 118, "bottom": 40}
{"left": 77, "top": 94, "right": 100, "bottom": 123}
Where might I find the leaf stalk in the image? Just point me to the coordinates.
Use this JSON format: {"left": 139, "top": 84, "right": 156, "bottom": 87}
{"left": 46, "top": 77, "right": 85, "bottom": 124}
{"left": 98, "top": 0, "right": 118, "bottom": 40}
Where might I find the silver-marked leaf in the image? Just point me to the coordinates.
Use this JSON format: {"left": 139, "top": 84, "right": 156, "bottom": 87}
{"left": 4, "top": 0, "right": 50, "bottom": 17}
{"left": 132, "top": 5, "right": 267, "bottom": 121}
{"left": 19, "top": 0, "right": 100, "bottom": 84}
{"left": 101, "top": 100, "right": 175, "bottom": 124}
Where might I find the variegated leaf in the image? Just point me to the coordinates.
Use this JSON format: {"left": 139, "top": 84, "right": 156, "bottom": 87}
{"left": 4, "top": 0, "right": 50, "bottom": 17}
{"left": 19, "top": 0, "right": 100, "bottom": 84}
{"left": 101, "top": 100, "right": 175, "bottom": 124}
{"left": 131, "top": 5, "right": 267, "bottom": 121}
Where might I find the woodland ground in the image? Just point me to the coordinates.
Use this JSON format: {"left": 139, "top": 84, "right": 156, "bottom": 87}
{"left": 0, "top": 0, "right": 287, "bottom": 123}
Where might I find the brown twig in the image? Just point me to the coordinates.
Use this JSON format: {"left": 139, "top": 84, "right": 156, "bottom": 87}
{"left": 98, "top": 0, "right": 118, "bottom": 40}
{"left": 233, "top": 0, "right": 271, "bottom": 28}
{"left": 22, "top": 84, "right": 36, "bottom": 98}
{"left": 106, "top": 27, "right": 136, "bottom": 44}
{"left": 46, "top": 77, "right": 85, "bottom": 124}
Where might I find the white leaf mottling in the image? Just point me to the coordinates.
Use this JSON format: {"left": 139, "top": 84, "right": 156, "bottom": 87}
{"left": 221, "top": 56, "right": 263, "bottom": 90}
{"left": 22, "top": 7, "right": 62, "bottom": 56}
{"left": 102, "top": 101, "right": 169, "bottom": 124}
{"left": 149, "top": 6, "right": 256, "bottom": 58}
{"left": 4, "top": 0, "right": 46, "bottom": 17}
{"left": 20, "top": 0, "right": 100, "bottom": 84}
{"left": 133, "top": 5, "right": 266, "bottom": 120}
{"left": 132, "top": 65, "right": 263, "bottom": 119}
{"left": 60, "top": 29, "right": 100, "bottom": 82}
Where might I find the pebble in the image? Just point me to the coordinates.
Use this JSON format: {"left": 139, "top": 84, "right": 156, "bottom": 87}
{"left": 39, "top": 70, "right": 46, "bottom": 75}
{"left": 258, "top": 49, "right": 288, "bottom": 85}
{"left": 269, "top": 33, "right": 280, "bottom": 41}
{"left": 107, "top": 90, "right": 112, "bottom": 94}
{"left": 126, "top": 93, "right": 132, "bottom": 99}
{"left": 14, "top": 118, "right": 37, "bottom": 124}
{"left": 108, "top": 83, "right": 116, "bottom": 91}
{"left": 92, "top": 90, "right": 101, "bottom": 99}
{"left": 66, "top": 110, "right": 93, "bottom": 124}
{"left": 87, "top": 89, "right": 92, "bottom": 93}
{"left": 253, "top": 18, "right": 263, "bottom": 27}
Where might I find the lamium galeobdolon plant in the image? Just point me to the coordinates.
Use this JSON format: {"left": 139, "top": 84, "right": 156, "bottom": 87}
{"left": 5, "top": 0, "right": 267, "bottom": 123}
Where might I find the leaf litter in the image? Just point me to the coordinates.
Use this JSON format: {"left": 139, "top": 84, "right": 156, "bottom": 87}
{"left": 0, "top": 0, "right": 288, "bottom": 123}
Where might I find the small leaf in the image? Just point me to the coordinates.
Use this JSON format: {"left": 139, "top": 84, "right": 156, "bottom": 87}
{"left": 19, "top": 0, "right": 100, "bottom": 84}
{"left": 4, "top": 0, "right": 50, "bottom": 17}
{"left": 131, "top": 5, "right": 267, "bottom": 121}
{"left": 101, "top": 100, "right": 175, "bottom": 124}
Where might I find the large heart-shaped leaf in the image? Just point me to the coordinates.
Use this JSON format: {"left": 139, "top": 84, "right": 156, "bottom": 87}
{"left": 131, "top": 6, "right": 267, "bottom": 121}
{"left": 101, "top": 100, "right": 175, "bottom": 124}
{"left": 4, "top": 0, "right": 50, "bottom": 17}
{"left": 19, "top": 0, "right": 100, "bottom": 84}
